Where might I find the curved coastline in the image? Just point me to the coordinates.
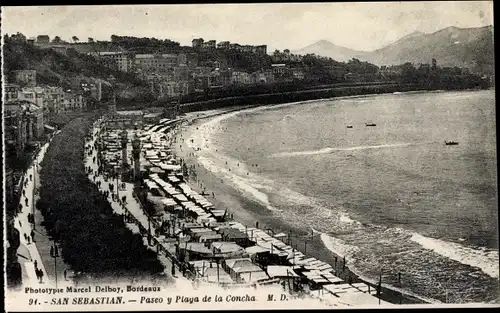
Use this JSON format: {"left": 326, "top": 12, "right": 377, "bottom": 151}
{"left": 172, "top": 90, "right": 497, "bottom": 304}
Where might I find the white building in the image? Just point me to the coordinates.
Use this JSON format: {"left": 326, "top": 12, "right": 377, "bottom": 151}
{"left": 231, "top": 71, "right": 254, "bottom": 85}
{"left": 62, "top": 93, "right": 87, "bottom": 112}
{"left": 18, "top": 86, "right": 45, "bottom": 110}
{"left": 93, "top": 52, "right": 135, "bottom": 72}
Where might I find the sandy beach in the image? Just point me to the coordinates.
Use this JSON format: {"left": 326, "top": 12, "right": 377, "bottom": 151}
{"left": 171, "top": 104, "right": 428, "bottom": 305}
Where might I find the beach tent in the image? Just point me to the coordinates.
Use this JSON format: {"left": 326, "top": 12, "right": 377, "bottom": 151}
{"left": 144, "top": 179, "right": 160, "bottom": 190}
{"left": 146, "top": 195, "right": 167, "bottom": 215}
{"left": 168, "top": 175, "right": 181, "bottom": 184}
{"left": 266, "top": 265, "right": 300, "bottom": 279}
{"left": 173, "top": 194, "right": 189, "bottom": 202}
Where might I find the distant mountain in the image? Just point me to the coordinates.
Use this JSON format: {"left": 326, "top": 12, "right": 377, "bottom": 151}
{"left": 359, "top": 25, "right": 494, "bottom": 73}
{"left": 386, "top": 31, "right": 426, "bottom": 46}
{"left": 295, "top": 26, "right": 494, "bottom": 74}
{"left": 293, "top": 40, "right": 368, "bottom": 62}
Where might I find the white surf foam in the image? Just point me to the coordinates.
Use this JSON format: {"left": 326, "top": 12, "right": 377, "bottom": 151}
{"left": 186, "top": 116, "right": 279, "bottom": 211}
{"left": 318, "top": 230, "right": 444, "bottom": 304}
{"left": 270, "top": 143, "right": 416, "bottom": 157}
{"left": 196, "top": 155, "right": 282, "bottom": 212}
{"left": 183, "top": 95, "right": 500, "bottom": 295}
{"left": 410, "top": 233, "right": 499, "bottom": 278}
{"left": 183, "top": 101, "right": 335, "bottom": 212}
{"left": 318, "top": 231, "right": 361, "bottom": 259}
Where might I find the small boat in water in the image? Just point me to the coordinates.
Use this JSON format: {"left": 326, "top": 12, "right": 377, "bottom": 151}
{"left": 445, "top": 141, "right": 459, "bottom": 146}
{"left": 365, "top": 123, "right": 377, "bottom": 127}
{"left": 346, "top": 125, "right": 353, "bottom": 128}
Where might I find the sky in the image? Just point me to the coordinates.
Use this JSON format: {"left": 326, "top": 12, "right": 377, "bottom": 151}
{"left": 1, "top": 2, "right": 494, "bottom": 52}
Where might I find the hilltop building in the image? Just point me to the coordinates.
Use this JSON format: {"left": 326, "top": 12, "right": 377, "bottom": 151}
{"left": 4, "top": 84, "right": 21, "bottom": 102}
{"left": 13, "top": 70, "right": 37, "bottom": 87}
{"left": 98, "top": 52, "right": 135, "bottom": 72}
{"left": 254, "top": 45, "right": 267, "bottom": 54}
{"left": 217, "top": 41, "right": 230, "bottom": 49}
{"left": 135, "top": 54, "right": 179, "bottom": 73}
{"left": 202, "top": 40, "right": 216, "bottom": 49}
{"left": 36, "top": 35, "right": 50, "bottom": 45}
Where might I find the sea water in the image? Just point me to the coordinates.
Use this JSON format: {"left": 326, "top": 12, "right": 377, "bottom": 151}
{"left": 186, "top": 90, "right": 498, "bottom": 303}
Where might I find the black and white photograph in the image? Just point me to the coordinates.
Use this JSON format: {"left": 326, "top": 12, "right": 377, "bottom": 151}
{"left": 2, "top": 2, "right": 497, "bottom": 310}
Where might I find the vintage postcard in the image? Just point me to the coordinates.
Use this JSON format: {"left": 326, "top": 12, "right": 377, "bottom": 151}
{"left": 2, "top": 2, "right": 497, "bottom": 311}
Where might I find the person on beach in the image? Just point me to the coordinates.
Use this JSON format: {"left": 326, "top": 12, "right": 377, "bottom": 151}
{"left": 25, "top": 197, "right": 29, "bottom": 206}
{"left": 31, "top": 230, "right": 35, "bottom": 242}
{"left": 27, "top": 235, "right": 31, "bottom": 244}
{"left": 39, "top": 269, "right": 44, "bottom": 283}
{"left": 23, "top": 189, "right": 26, "bottom": 196}
{"left": 30, "top": 174, "right": 32, "bottom": 181}
{"left": 64, "top": 269, "right": 67, "bottom": 280}
{"left": 34, "top": 260, "right": 38, "bottom": 269}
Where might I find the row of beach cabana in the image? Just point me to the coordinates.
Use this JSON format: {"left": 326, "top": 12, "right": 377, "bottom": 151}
{"left": 125, "top": 116, "right": 394, "bottom": 306}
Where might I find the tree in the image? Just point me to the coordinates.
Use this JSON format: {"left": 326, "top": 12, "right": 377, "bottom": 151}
{"left": 72, "top": 36, "right": 79, "bottom": 43}
{"left": 11, "top": 32, "right": 26, "bottom": 42}
{"left": 400, "top": 62, "right": 418, "bottom": 84}
{"left": 431, "top": 58, "right": 437, "bottom": 71}
{"left": 88, "top": 37, "right": 94, "bottom": 43}
{"left": 52, "top": 36, "right": 62, "bottom": 44}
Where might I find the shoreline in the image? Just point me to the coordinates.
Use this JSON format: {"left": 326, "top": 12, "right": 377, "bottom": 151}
{"left": 177, "top": 83, "right": 491, "bottom": 114}
{"left": 172, "top": 98, "right": 433, "bottom": 304}
{"left": 180, "top": 88, "right": 491, "bottom": 122}
{"left": 169, "top": 88, "right": 498, "bottom": 304}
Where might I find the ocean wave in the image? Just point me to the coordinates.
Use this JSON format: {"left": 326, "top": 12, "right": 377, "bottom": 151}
{"left": 318, "top": 231, "right": 444, "bottom": 304}
{"left": 181, "top": 95, "right": 498, "bottom": 303}
{"left": 410, "top": 233, "right": 499, "bottom": 278}
{"left": 270, "top": 143, "right": 417, "bottom": 157}
{"left": 195, "top": 155, "right": 281, "bottom": 212}
{"left": 186, "top": 117, "right": 370, "bottom": 229}
{"left": 318, "top": 231, "right": 361, "bottom": 260}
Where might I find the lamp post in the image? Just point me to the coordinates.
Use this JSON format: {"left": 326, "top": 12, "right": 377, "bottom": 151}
{"left": 50, "top": 242, "right": 60, "bottom": 288}
{"left": 116, "top": 168, "right": 120, "bottom": 201}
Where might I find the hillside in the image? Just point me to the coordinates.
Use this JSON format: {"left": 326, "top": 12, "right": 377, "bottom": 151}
{"left": 293, "top": 40, "right": 368, "bottom": 62}
{"left": 359, "top": 26, "right": 494, "bottom": 73}
{"left": 3, "top": 38, "right": 153, "bottom": 103}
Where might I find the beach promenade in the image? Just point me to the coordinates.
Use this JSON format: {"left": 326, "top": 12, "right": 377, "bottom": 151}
{"left": 84, "top": 122, "right": 182, "bottom": 283}
{"left": 13, "top": 140, "right": 53, "bottom": 286}
{"left": 87, "top": 113, "right": 398, "bottom": 307}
